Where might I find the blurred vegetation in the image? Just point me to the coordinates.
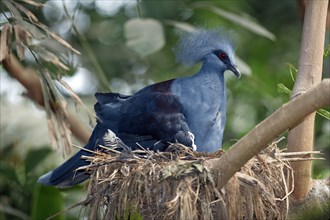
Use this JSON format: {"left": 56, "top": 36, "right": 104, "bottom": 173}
{"left": 0, "top": 0, "right": 329, "bottom": 219}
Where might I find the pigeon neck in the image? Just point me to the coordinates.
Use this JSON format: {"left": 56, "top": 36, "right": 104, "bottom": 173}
{"left": 185, "top": 63, "right": 224, "bottom": 95}
{"left": 197, "top": 55, "right": 226, "bottom": 82}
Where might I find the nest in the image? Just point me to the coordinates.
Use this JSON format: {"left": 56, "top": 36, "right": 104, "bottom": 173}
{"left": 78, "top": 136, "right": 296, "bottom": 220}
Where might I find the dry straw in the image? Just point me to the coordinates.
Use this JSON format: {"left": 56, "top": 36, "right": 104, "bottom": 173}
{"left": 75, "top": 132, "right": 312, "bottom": 220}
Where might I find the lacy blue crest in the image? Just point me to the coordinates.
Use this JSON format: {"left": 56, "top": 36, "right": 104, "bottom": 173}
{"left": 174, "top": 28, "right": 237, "bottom": 65}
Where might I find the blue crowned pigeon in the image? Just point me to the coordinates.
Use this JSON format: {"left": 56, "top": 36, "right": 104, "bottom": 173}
{"left": 38, "top": 29, "right": 240, "bottom": 187}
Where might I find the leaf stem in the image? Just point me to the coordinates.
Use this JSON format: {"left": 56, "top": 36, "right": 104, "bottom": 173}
{"left": 62, "top": 3, "right": 110, "bottom": 92}
{"left": 136, "top": 0, "right": 142, "bottom": 18}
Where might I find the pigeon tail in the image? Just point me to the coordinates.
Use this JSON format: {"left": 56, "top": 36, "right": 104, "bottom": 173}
{"left": 38, "top": 150, "right": 91, "bottom": 188}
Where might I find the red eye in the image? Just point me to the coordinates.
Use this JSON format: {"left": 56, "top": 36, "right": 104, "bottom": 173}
{"left": 219, "top": 53, "right": 227, "bottom": 60}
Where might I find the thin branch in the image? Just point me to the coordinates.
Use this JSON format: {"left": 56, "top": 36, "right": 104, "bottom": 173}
{"left": 269, "top": 158, "right": 325, "bottom": 163}
{"left": 276, "top": 151, "right": 322, "bottom": 157}
{"left": 62, "top": 4, "right": 110, "bottom": 92}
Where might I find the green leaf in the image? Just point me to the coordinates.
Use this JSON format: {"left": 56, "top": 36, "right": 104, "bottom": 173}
{"left": 0, "top": 161, "right": 19, "bottom": 184}
{"left": 31, "top": 184, "right": 64, "bottom": 220}
{"left": 324, "top": 44, "right": 330, "bottom": 57}
{"left": 285, "top": 63, "right": 297, "bottom": 82}
{"left": 25, "top": 148, "right": 52, "bottom": 174}
{"left": 277, "top": 83, "right": 291, "bottom": 96}
{"left": 317, "top": 109, "right": 330, "bottom": 120}
{"left": 125, "top": 208, "right": 143, "bottom": 220}
{"left": 165, "top": 20, "right": 196, "bottom": 32}
{"left": 192, "top": 3, "right": 276, "bottom": 40}
{"left": 124, "top": 18, "right": 165, "bottom": 57}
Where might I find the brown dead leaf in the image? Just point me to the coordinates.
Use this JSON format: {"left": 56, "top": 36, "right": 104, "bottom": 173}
{"left": 47, "top": 118, "right": 58, "bottom": 150}
{"left": 57, "top": 77, "right": 95, "bottom": 128}
{"left": 14, "top": 25, "right": 31, "bottom": 46}
{"left": 58, "top": 78, "right": 85, "bottom": 106}
{"left": 42, "top": 70, "right": 73, "bottom": 154}
{"left": 0, "top": 24, "right": 13, "bottom": 61}
{"left": 15, "top": 19, "right": 45, "bottom": 40}
{"left": 3, "top": 0, "right": 23, "bottom": 20}
{"left": 57, "top": 108, "right": 72, "bottom": 155}
{"left": 19, "top": 0, "right": 44, "bottom": 8}
{"left": 12, "top": 1, "right": 39, "bottom": 22}
{"left": 32, "top": 46, "right": 70, "bottom": 70}
{"left": 34, "top": 22, "right": 80, "bottom": 55}
{"left": 14, "top": 25, "right": 32, "bottom": 60}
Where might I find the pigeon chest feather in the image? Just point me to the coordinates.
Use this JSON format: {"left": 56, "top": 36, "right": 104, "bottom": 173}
{"left": 171, "top": 75, "right": 226, "bottom": 151}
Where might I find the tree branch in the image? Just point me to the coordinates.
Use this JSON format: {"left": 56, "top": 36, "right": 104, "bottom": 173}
{"left": 2, "top": 54, "right": 91, "bottom": 144}
{"left": 206, "top": 79, "right": 330, "bottom": 189}
{"left": 287, "top": 0, "right": 328, "bottom": 200}
{"left": 296, "top": 0, "right": 330, "bottom": 28}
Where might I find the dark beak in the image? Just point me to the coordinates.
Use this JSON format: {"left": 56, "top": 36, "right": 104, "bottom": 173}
{"left": 230, "top": 65, "right": 241, "bottom": 78}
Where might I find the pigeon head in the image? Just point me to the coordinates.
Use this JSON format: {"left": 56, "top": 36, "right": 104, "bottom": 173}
{"left": 211, "top": 48, "right": 240, "bottom": 78}
{"left": 175, "top": 28, "right": 240, "bottom": 78}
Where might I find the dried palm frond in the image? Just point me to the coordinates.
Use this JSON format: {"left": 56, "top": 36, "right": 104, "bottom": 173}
{"left": 1, "top": 0, "right": 89, "bottom": 154}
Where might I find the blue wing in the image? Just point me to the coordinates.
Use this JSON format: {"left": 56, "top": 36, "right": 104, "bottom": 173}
{"left": 38, "top": 80, "right": 195, "bottom": 187}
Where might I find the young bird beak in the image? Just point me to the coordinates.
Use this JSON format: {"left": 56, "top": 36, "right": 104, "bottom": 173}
{"left": 230, "top": 65, "right": 241, "bottom": 78}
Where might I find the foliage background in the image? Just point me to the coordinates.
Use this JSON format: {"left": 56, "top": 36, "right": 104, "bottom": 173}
{"left": 0, "top": 0, "right": 329, "bottom": 219}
